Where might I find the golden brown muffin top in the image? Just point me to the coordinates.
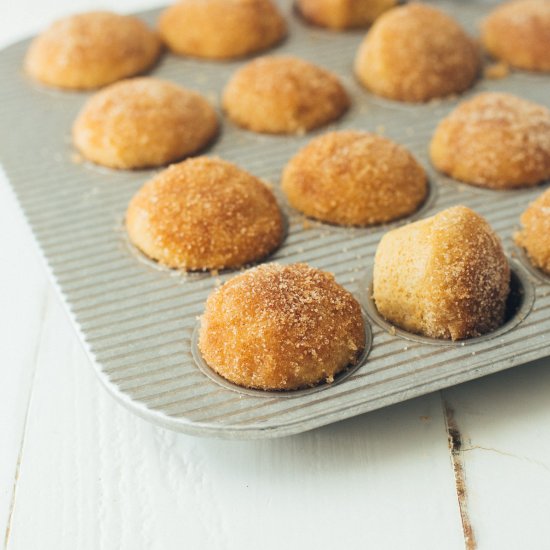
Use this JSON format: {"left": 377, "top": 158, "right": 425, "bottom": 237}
{"left": 355, "top": 2, "right": 479, "bottom": 102}
{"left": 282, "top": 131, "right": 427, "bottom": 226}
{"left": 126, "top": 156, "right": 283, "bottom": 270}
{"left": 482, "top": 0, "right": 550, "bottom": 72}
{"left": 199, "top": 263, "right": 365, "bottom": 389}
{"left": 25, "top": 11, "right": 161, "bottom": 89}
{"left": 222, "top": 55, "right": 349, "bottom": 134}
{"left": 516, "top": 188, "right": 550, "bottom": 275}
{"left": 430, "top": 92, "right": 550, "bottom": 188}
{"left": 73, "top": 77, "right": 218, "bottom": 169}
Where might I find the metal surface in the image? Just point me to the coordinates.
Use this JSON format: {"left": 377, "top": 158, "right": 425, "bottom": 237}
{"left": 0, "top": 0, "right": 549, "bottom": 439}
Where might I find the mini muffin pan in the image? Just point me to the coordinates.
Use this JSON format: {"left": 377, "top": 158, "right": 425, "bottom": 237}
{"left": 1, "top": 0, "right": 549, "bottom": 439}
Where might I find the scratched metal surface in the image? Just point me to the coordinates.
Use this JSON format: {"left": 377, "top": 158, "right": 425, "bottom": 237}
{"left": 0, "top": 0, "right": 549, "bottom": 438}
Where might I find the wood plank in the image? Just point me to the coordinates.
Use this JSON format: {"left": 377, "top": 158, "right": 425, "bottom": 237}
{"left": 0, "top": 174, "right": 48, "bottom": 540}
{"left": 443, "top": 358, "right": 550, "bottom": 549}
{"left": 6, "top": 292, "right": 465, "bottom": 550}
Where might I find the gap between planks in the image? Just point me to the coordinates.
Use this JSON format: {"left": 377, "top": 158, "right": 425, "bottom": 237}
{"left": 3, "top": 293, "right": 49, "bottom": 550}
{"left": 442, "top": 394, "right": 477, "bottom": 550}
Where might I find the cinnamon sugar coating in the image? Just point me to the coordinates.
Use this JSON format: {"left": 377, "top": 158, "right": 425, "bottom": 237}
{"left": 354, "top": 3, "right": 480, "bottom": 102}
{"left": 126, "top": 157, "right": 283, "bottom": 270}
{"left": 482, "top": 0, "right": 550, "bottom": 72}
{"left": 298, "top": 0, "right": 396, "bottom": 30}
{"left": 282, "top": 131, "right": 427, "bottom": 226}
{"left": 430, "top": 92, "right": 550, "bottom": 189}
{"left": 73, "top": 78, "right": 218, "bottom": 169}
{"left": 373, "top": 206, "right": 510, "bottom": 340}
{"left": 199, "top": 263, "right": 366, "bottom": 390}
{"left": 25, "top": 12, "right": 161, "bottom": 90}
{"left": 515, "top": 188, "right": 550, "bottom": 275}
{"left": 159, "top": 0, "right": 286, "bottom": 60}
{"left": 222, "top": 56, "right": 349, "bottom": 134}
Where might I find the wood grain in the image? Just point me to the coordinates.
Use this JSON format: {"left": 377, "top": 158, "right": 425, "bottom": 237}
{"left": 0, "top": 174, "right": 48, "bottom": 541}
{"left": 443, "top": 360, "right": 550, "bottom": 549}
{"left": 5, "top": 290, "right": 465, "bottom": 549}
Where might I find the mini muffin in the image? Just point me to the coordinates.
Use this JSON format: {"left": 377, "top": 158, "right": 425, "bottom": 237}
{"left": 373, "top": 206, "right": 510, "bottom": 340}
{"left": 298, "top": 0, "right": 396, "bottom": 30}
{"left": 482, "top": 0, "right": 550, "bottom": 72}
{"left": 222, "top": 56, "right": 349, "bottom": 134}
{"left": 199, "top": 263, "right": 365, "bottom": 390}
{"left": 515, "top": 189, "right": 550, "bottom": 275}
{"left": 282, "top": 131, "right": 427, "bottom": 226}
{"left": 24, "top": 12, "right": 161, "bottom": 90}
{"left": 354, "top": 3, "right": 480, "bottom": 102}
{"left": 159, "top": 0, "right": 286, "bottom": 60}
{"left": 126, "top": 157, "right": 283, "bottom": 270}
{"left": 430, "top": 92, "right": 550, "bottom": 189}
{"left": 73, "top": 78, "right": 218, "bottom": 169}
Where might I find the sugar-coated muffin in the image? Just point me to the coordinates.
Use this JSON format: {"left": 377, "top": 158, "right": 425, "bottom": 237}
{"left": 158, "top": 0, "right": 286, "bottom": 60}
{"left": 24, "top": 12, "right": 161, "bottom": 90}
{"left": 282, "top": 131, "right": 427, "bottom": 226}
{"left": 354, "top": 3, "right": 479, "bottom": 102}
{"left": 126, "top": 157, "right": 283, "bottom": 270}
{"left": 298, "top": 0, "right": 396, "bottom": 30}
{"left": 373, "top": 206, "right": 510, "bottom": 340}
{"left": 515, "top": 189, "right": 550, "bottom": 275}
{"left": 73, "top": 78, "right": 218, "bottom": 169}
{"left": 430, "top": 92, "right": 550, "bottom": 189}
{"left": 482, "top": 0, "right": 550, "bottom": 72}
{"left": 222, "top": 56, "right": 349, "bottom": 134}
{"left": 199, "top": 263, "right": 366, "bottom": 390}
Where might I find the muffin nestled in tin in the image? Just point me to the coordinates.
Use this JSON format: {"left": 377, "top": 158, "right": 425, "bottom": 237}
{"left": 430, "top": 92, "right": 550, "bottom": 190}
{"left": 25, "top": 11, "right": 161, "bottom": 90}
{"left": 482, "top": 0, "right": 550, "bottom": 73}
{"left": 282, "top": 131, "right": 427, "bottom": 226}
{"left": 373, "top": 206, "right": 510, "bottom": 341}
{"left": 222, "top": 56, "right": 349, "bottom": 134}
{"left": 126, "top": 157, "right": 283, "bottom": 271}
{"left": 73, "top": 77, "right": 218, "bottom": 169}
{"left": 354, "top": 3, "right": 479, "bottom": 102}
{"left": 297, "top": 0, "right": 396, "bottom": 30}
{"left": 515, "top": 188, "right": 550, "bottom": 276}
{"left": 199, "top": 263, "right": 366, "bottom": 390}
{"left": 159, "top": 0, "right": 286, "bottom": 60}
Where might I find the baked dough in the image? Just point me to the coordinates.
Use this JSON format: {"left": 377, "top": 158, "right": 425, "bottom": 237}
{"left": 298, "top": 0, "right": 396, "bottom": 30}
{"left": 373, "top": 206, "right": 510, "bottom": 340}
{"left": 282, "top": 131, "right": 427, "bottom": 226}
{"left": 159, "top": 0, "right": 286, "bottom": 60}
{"left": 354, "top": 3, "right": 479, "bottom": 102}
{"left": 515, "top": 188, "right": 550, "bottom": 275}
{"left": 25, "top": 11, "right": 161, "bottom": 90}
{"left": 73, "top": 78, "right": 218, "bottom": 169}
{"left": 482, "top": 0, "right": 550, "bottom": 72}
{"left": 430, "top": 92, "right": 550, "bottom": 189}
{"left": 199, "top": 263, "right": 365, "bottom": 390}
{"left": 222, "top": 55, "right": 349, "bottom": 134}
{"left": 126, "top": 157, "right": 283, "bottom": 270}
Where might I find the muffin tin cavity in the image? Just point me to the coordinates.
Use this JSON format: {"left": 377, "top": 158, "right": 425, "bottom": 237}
{"left": 514, "top": 244, "right": 550, "bottom": 285}
{"left": 191, "top": 312, "right": 373, "bottom": 398}
{"left": 362, "top": 262, "right": 536, "bottom": 347}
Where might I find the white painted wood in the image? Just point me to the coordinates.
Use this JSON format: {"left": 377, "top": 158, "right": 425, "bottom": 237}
{"left": 0, "top": 173, "right": 48, "bottom": 538}
{"left": 6, "top": 290, "right": 465, "bottom": 550}
{"left": 443, "top": 359, "right": 550, "bottom": 549}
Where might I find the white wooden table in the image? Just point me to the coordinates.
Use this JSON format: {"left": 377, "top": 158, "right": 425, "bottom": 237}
{"left": 2, "top": 2, "right": 550, "bottom": 548}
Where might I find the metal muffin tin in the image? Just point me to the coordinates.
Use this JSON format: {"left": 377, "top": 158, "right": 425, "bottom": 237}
{"left": 1, "top": 0, "right": 549, "bottom": 439}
